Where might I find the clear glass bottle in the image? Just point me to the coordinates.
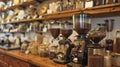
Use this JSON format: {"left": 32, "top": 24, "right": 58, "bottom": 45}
{"left": 104, "top": 50, "right": 112, "bottom": 67}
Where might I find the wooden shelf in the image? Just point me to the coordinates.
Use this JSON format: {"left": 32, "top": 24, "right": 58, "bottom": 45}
{"left": 43, "top": 3, "right": 120, "bottom": 19}
{"left": 83, "top": 3, "right": 120, "bottom": 17}
{"left": 43, "top": 9, "right": 81, "bottom": 20}
{"left": 0, "top": 31, "right": 43, "bottom": 33}
{"left": 1, "top": 3, "right": 120, "bottom": 24}
{"left": 0, "top": 0, "right": 36, "bottom": 12}
{"left": 0, "top": 0, "right": 7, "bottom": 2}
{"left": 1, "top": 18, "right": 44, "bottom": 24}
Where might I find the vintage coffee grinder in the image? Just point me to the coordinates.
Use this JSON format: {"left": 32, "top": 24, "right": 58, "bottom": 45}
{"left": 88, "top": 23, "right": 106, "bottom": 67}
{"left": 53, "top": 20, "right": 74, "bottom": 64}
{"left": 48, "top": 21, "right": 60, "bottom": 59}
{"left": 67, "top": 13, "right": 92, "bottom": 67}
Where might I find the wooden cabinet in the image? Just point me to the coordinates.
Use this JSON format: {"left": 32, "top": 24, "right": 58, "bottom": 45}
{"left": 0, "top": 49, "right": 65, "bottom": 67}
{"left": 0, "top": 53, "right": 34, "bottom": 67}
{"left": 0, "top": 53, "right": 5, "bottom": 61}
{"left": 19, "top": 61, "right": 31, "bottom": 67}
{"left": 0, "top": 53, "right": 9, "bottom": 67}
{"left": 0, "top": 60, "right": 8, "bottom": 67}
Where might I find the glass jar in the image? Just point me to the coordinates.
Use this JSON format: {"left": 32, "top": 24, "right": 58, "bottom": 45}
{"left": 76, "top": 0, "right": 84, "bottom": 8}
{"left": 38, "top": 45, "right": 49, "bottom": 57}
{"left": 85, "top": 0, "right": 94, "bottom": 8}
{"left": 94, "top": 0, "right": 102, "bottom": 6}
{"left": 88, "top": 23, "right": 106, "bottom": 46}
{"left": 105, "top": 19, "right": 114, "bottom": 32}
{"left": 73, "top": 13, "right": 91, "bottom": 36}
{"left": 60, "top": 21, "right": 73, "bottom": 39}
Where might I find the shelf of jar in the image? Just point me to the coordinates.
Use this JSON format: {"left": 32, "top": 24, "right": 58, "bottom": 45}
{"left": 43, "top": 9, "right": 81, "bottom": 19}
{"left": 0, "top": 17, "right": 45, "bottom": 24}
{"left": 46, "top": 3, "right": 120, "bottom": 17}
{"left": 1, "top": 2, "right": 120, "bottom": 24}
{"left": 0, "top": 0, "right": 36, "bottom": 12}
{"left": 84, "top": 3, "right": 120, "bottom": 15}
{"left": 83, "top": 3, "right": 120, "bottom": 18}
{"left": 0, "top": 31, "right": 43, "bottom": 34}
{"left": 42, "top": 2, "right": 120, "bottom": 19}
{"left": 0, "top": 9, "right": 80, "bottom": 24}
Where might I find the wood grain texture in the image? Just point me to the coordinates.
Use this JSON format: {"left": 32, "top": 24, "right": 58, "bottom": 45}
{"left": 0, "top": 49, "right": 66, "bottom": 67}
{"left": 0, "top": 49, "right": 119, "bottom": 67}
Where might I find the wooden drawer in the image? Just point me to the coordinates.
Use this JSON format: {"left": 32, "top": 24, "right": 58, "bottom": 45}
{"left": 0, "top": 60, "right": 8, "bottom": 67}
{"left": 4, "top": 55, "right": 32, "bottom": 67}
{"left": 0, "top": 53, "right": 5, "bottom": 61}
{"left": 19, "top": 61, "right": 31, "bottom": 67}
{"left": 4, "top": 55, "right": 14, "bottom": 66}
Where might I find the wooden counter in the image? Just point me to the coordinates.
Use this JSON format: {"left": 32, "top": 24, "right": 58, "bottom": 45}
{"left": 0, "top": 49, "right": 119, "bottom": 67}
{"left": 0, "top": 49, "right": 66, "bottom": 67}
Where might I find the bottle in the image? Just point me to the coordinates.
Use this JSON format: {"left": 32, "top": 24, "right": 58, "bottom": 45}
{"left": 102, "top": 0, "right": 106, "bottom": 5}
{"left": 96, "top": 0, "right": 102, "bottom": 6}
{"left": 104, "top": 50, "right": 111, "bottom": 67}
{"left": 106, "top": 39, "right": 114, "bottom": 51}
{"left": 115, "top": 30, "right": 120, "bottom": 53}
{"left": 59, "top": 0, "right": 63, "bottom": 11}
{"left": 73, "top": 0, "right": 76, "bottom": 9}
{"left": 66, "top": 0, "right": 71, "bottom": 10}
